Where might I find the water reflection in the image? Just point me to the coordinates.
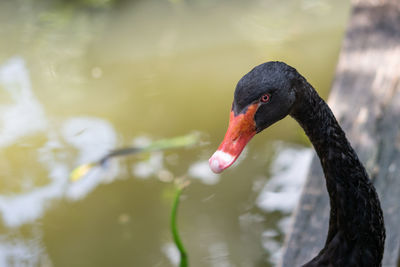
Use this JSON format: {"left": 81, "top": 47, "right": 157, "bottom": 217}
{"left": 0, "top": 57, "right": 47, "bottom": 148}
{"left": 162, "top": 242, "right": 180, "bottom": 267}
{"left": 256, "top": 144, "right": 313, "bottom": 213}
{"left": 133, "top": 152, "right": 164, "bottom": 179}
{"left": 0, "top": 57, "right": 119, "bottom": 227}
{"left": 0, "top": 225, "right": 51, "bottom": 267}
{"left": 0, "top": 237, "right": 42, "bottom": 266}
{"left": 0, "top": 56, "right": 226, "bottom": 265}
{"left": 0, "top": 56, "right": 124, "bottom": 265}
{"left": 188, "top": 161, "right": 220, "bottom": 185}
{"left": 255, "top": 144, "right": 313, "bottom": 264}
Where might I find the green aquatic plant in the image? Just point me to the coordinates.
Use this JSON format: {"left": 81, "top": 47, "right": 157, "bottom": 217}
{"left": 70, "top": 132, "right": 200, "bottom": 182}
{"left": 171, "top": 180, "right": 190, "bottom": 267}
{"left": 70, "top": 134, "right": 194, "bottom": 266}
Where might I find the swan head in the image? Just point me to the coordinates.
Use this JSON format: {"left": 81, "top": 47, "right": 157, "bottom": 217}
{"left": 209, "top": 61, "right": 299, "bottom": 173}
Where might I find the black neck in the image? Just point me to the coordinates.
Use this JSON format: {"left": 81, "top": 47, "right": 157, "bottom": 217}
{"left": 290, "top": 79, "right": 385, "bottom": 265}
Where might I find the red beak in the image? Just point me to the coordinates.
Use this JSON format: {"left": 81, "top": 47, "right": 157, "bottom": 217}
{"left": 209, "top": 103, "right": 259, "bottom": 173}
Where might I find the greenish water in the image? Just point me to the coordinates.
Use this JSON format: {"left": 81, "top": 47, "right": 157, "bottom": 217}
{"left": 0, "top": 0, "right": 350, "bottom": 266}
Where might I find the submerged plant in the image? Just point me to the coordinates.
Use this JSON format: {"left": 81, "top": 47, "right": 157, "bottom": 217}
{"left": 69, "top": 133, "right": 194, "bottom": 266}
{"left": 70, "top": 132, "right": 200, "bottom": 182}
{"left": 171, "top": 179, "right": 190, "bottom": 267}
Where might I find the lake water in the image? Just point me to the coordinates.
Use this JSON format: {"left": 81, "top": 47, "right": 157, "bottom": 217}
{"left": 0, "top": 0, "right": 350, "bottom": 266}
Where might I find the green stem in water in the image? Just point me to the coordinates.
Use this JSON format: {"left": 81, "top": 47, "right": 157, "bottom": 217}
{"left": 70, "top": 133, "right": 200, "bottom": 182}
{"left": 171, "top": 186, "right": 188, "bottom": 267}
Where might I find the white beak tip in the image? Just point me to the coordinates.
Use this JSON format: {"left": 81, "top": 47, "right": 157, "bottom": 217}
{"left": 209, "top": 158, "right": 223, "bottom": 174}
{"left": 208, "top": 150, "right": 235, "bottom": 174}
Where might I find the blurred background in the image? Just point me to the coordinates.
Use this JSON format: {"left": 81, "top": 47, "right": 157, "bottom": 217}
{"left": 0, "top": 0, "right": 350, "bottom": 266}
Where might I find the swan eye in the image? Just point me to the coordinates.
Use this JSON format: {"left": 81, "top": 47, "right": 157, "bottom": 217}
{"left": 260, "top": 94, "right": 270, "bottom": 103}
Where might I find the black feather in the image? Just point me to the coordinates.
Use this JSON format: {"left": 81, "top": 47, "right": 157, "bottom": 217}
{"left": 234, "top": 61, "right": 385, "bottom": 266}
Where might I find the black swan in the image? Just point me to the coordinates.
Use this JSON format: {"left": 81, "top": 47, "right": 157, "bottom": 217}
{"left": 208, "top": 62, "right": 385, "bottom": 266}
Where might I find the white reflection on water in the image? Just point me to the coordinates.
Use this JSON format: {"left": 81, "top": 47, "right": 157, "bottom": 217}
{"left": 0, "top": 56, "right": 120, "bottom": 265}
{"left": 0, "top": 232, "right": 51, "bottom": 267}
{"left": 0, "top": 239, "right": 41, "bottom": 266}
{"left": 62, "top": 117, "right": 117, "bottom": 164}
{"left": 188, "top": 160, "right": 220, "bottom": 185}
{"left": 161, "top": 242, "right": 180, "bottom": 267}
{"left": 256, "top": 145, "right": 313, "bottom": 213}
{"left": 133, "top": 152, "right": 164, "bottom": 179}
{"left": 0, "top": 57, "right": 118, "bottom": 226}
{"left": 0, "top": 57, "right": 219, "bottom": 266}
{"left": 0, "top": 57, "right": 47, "bottom": 147}
{"left": 62, "top": 118, "right": 118, "bottom": 200}
{"left": 256, "top": 144, "right": 313, "bottom": 264}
